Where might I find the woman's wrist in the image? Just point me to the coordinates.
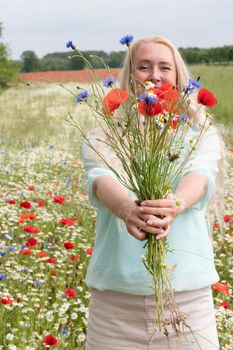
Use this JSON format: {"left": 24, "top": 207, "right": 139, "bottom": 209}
{"left": 117, "top": 199, "right": 135, "bottom": 222}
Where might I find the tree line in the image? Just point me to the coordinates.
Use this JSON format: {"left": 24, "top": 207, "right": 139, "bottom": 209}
{"left": 20, "top": 45, "right": 233, "bottom": 73}
{"left": 0, "top": 23, "right": 19, "bottom": 89}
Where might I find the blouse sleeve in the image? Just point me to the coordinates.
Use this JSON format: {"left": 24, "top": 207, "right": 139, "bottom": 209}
{"left": 180, "top": 126, "right": 222, "bottom": 210}
{"left": 82, "top": 129, "right": 117, "bottom": 208}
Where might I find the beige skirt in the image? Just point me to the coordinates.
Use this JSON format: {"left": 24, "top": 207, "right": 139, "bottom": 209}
{"left": 85, "top": 287, "right": 219, "bottom": 350}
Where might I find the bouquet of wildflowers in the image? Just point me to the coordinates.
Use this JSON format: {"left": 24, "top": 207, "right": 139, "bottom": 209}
{"left": 65, "top": 37, "right": 218, "bottom": 337}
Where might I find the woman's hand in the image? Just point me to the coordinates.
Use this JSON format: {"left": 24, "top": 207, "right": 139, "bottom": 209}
{"left": 118, "top": 198, "right": 178, "bottom": 241}
{"left": 138, "top": 195, "right": 185, "bottom": 240}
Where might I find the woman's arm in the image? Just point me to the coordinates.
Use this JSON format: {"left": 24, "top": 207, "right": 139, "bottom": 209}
{"left": 175, "top": 172, "right": 208, "bottom": 209}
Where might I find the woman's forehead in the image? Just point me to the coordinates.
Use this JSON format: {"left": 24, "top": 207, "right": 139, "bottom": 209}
{"left": 134, "top": 42, "right": 175, "bottom": 63}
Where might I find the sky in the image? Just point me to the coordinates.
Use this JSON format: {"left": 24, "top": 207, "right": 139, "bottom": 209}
{"left": 1, "top": 0, "right": 232, "bottom": 60}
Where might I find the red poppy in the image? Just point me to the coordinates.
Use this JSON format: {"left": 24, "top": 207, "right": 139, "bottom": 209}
{"left": 18, "top": 213, "right": 36, "bottom": 224}
{"left": 138, "top": 83, "right": 179, "bottom": 117}
{"left": 38, "top": 200, "right": 46, "bottom": 207}
{"left": 28, "top": 186, "right": 35, "bottom": 191}
{"left": 53, "top": 196, "right": 65, "bottom": 205}
{"left": 69, "top": 254, "right": 80, "bottom": 262}
{"left": 37, "top": 251, "right": 47, "bottom": 258}
{"left": 51, "top": 269, "right": 57, "bottom": 276}
{"left": 85, "top": 247, "right": 93, "bottom": 255}
{"left": 171, "top": 116, "right": 178, "bottom": 129}
{"left": 0, "top": 295, "right": 14, "bottom": 304}
{"left": 64, "top": 241, "right": 75, "bottom": 249}
{"left": 19, "top": 248, "right": 33, "bottom": 255}
{"left": 212, "top": 282, "right": 229, "bottom": 296}
{"left": 45, "top": 257, "right": 57, "bottom": 264}
{"left": 20, "top": 201, "right": 32, "bottom": 209}
{"left": 155, "top": 82, "right": 179, "bottom": 107}
{"left": 197, "top": 88, "right": 218, "bottom": 107}
{"left": 219, "top": 301, "right": 229, "bottom": 309}
{"left": 23, "top": 225, "right": 40, "bottom": 234}
{"left": 28, "top": 213, "right": 36, "bottom": 220}
{"left": 138, "top": 101, "right": 162, "bottom": 117}
{"left": 65, "top": 288, "right": 76, "bottom": 299}
{"left": 223, "top": 215, "right": 232, "bottom": 223}
{"left": 26, "top": 237, "right": 38, "bottom": 247}
{"left": 7, "top": 199, "right": 16, "bottom": 204}
{"left": 60, "top": 218, "right": 75, "bottom": 226}
{"left": 43, "top": 334, "right": 59, "bottom": 347}
{"left": 102, "top": 89, "right": 129, "bottom": 115}
{"left": 213, "top": 223, "right": 220, "bottom": 229}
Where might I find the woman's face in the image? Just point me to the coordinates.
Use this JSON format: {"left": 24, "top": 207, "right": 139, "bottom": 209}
{"left": 133, "top": 42, "right": 177, "bottom": 93}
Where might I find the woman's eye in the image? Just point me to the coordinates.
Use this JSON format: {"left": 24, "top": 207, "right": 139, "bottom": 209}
{"left": 161, "top": 66, "right": 171, "bottom": 71}
{"left": 139, "top": 65, "right": 150, "bottom": 71}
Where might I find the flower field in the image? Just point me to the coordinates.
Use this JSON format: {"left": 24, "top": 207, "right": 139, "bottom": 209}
{"left": 0, "top": 71, "right": 232, "bottom": 349}
{"left": 20, "top": 69, "right": 119, "bottom": 84}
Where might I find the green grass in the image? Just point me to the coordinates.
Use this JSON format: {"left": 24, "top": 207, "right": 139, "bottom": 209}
{"left": 190, "top": 65, "right": 233, "bottom": 137}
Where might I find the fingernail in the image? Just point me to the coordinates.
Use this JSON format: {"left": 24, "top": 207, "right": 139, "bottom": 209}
{"left": 147, "top": 220, "right": 152, "bottom": 225}
{"left": 141, "top": 202, "right": 146, "bottom": 206}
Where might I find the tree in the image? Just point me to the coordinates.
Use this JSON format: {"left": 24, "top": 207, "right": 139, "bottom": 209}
{"left": 0, "top": 23, "right": 19, "bottom": 89}
{"left": 107, "top": 51, "right": 126, "bottom": 68}
{"left": 21, "top": 50, "right": 39, "bottom": 72}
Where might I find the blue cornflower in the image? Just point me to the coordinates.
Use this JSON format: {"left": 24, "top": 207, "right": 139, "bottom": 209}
{"left": 7, "top": 246, "right": 16, "bottom": 251}
{"left": 0, "top": 274, "right": 6, "bottom": 281}
{"left": 179, "top": 114, "right": 189, "bottom": 123}
{"left": 182, "top": 78, "right": 203, "bottom": 95}
{"left": 34, "top": 280, "right": 43, "bottom": 286}
{"left": 0, "top": 251, "right": 6, "bottom": 257}
{"left": 66, "top": 40, "right": 76, "bottom": 50}
{"left": 119, "top": 35, "right": 134, "bottom": 47}
{"left": 76, "top": 90, "right": 89, "bottom": 103}
{"left": 21, "top": 268, "right": 29, "bottom": 273}
{"left": 103, "top": 75, "right": 116, "bottom": 88}
{"left": 189, "top": 78, "right": 202, "bottom": 88}
{"left": 43, "top": 243, "right": 52, "bottom": 248}
{"left": 61, "top": 329, "right": 69, "bottom": 335}
{"left": 139, "top": 92, "right": 157, "bottom": 104}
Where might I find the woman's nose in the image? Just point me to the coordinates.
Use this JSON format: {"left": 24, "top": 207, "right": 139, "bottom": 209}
{"left": 150, "top": 69, "right": 161, "bottom": 84}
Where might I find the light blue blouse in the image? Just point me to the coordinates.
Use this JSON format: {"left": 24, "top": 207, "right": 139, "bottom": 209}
{"left": 82, "top": 126, "right": 222, "bottom": 295}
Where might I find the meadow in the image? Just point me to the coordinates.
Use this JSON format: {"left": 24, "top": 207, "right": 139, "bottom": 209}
{"left": 0, "top": 65, "right": 232, "bottom": 349}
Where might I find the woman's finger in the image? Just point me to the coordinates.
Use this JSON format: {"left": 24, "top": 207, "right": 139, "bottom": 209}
{"left": 156, "top": 227, "right": 170, "bottom": 240}
{"left": 140, "top": 199, "right": 175, "bottom": 208}
{"left": 146, "top": 216, "right": 172, "bottom": 228}
{"left": 139, "top": 206, "right": 172, "bottom": 217}
{"left": 128, "top": 226, "right": 147, "bottom": 241}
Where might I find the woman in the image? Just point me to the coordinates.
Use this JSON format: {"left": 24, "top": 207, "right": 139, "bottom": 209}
{"left": 83, "top": 35, "right": 222, "bottom": 349}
